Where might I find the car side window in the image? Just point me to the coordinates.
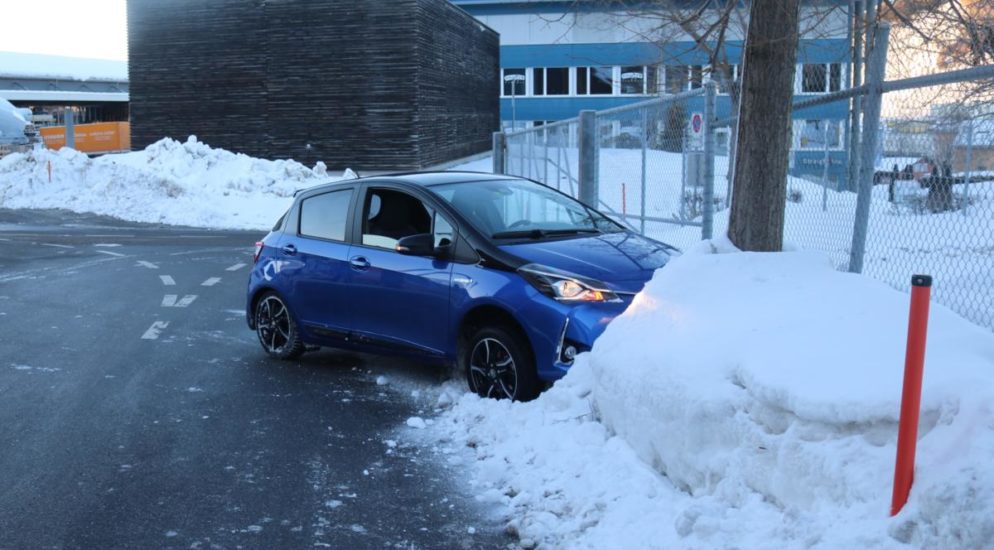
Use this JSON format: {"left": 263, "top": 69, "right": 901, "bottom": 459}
{"left": 299, "top": 189, "right": 352, "bottom": 241}
{"left": 434, "top": 212, "right": 454, "bottom": 249}
{"left": 362, "top": 189, "right": 432, "bottom": 250}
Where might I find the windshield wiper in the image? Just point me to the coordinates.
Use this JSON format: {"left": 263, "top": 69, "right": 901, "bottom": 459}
{"left": 491, "top": 228, "right": 600, "bottom": 240}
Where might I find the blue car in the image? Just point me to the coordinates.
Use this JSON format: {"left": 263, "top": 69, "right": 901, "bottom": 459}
{"left": 247, "top": 172, "right": 676, "bottom": 401}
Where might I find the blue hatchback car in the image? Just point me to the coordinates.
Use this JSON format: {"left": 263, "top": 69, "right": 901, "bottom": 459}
{"left": 247, "top": 172, "right": 676, "bottom": 401}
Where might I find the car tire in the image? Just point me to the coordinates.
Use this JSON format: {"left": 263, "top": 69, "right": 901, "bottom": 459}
{"left": 254, "top": 292, "right": 305, "bottom": 360}
{"left": 464, "top": 326, "right": 541, "bottom": 402}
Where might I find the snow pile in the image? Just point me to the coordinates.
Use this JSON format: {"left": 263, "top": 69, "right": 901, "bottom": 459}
{"left": 434, "top": 242, "right": 994, "bottom": 548}
{"left": 0, "top": 136, "right": 347, "bottom": 229}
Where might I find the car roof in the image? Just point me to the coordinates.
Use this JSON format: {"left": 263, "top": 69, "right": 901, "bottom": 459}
{"left": 294, "top": 171, "right": 522, "bottom": 197}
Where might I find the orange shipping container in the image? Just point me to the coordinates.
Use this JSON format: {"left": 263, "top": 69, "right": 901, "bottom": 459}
{"left": 40, "top": 122, "right": 131, "bottom": 154}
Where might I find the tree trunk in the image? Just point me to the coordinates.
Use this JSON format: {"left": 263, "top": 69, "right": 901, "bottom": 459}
{"left": 727, "top": 0, "right": 802, "bottom": 251}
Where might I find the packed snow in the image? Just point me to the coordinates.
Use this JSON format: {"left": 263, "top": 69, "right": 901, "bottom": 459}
{"left": 428, "top": 240, "right": 994, "bottom": 549}
{"left": 0, "top": 137, "right": 351, "bottom": 229}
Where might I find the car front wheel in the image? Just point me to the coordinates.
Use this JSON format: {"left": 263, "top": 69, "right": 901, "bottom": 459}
{"left": 464, "top": 326, "right": 541, "bottom": 402}
{"left": 255, "top": 292, "right": 304, "bottom": 360}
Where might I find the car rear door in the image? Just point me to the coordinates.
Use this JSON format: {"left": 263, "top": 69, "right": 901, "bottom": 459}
{"left": 279, "top": 186, "right": 356, "bottom": 342}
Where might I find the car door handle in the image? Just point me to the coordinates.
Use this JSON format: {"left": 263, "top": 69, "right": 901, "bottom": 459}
{"left": 349, "top": 256, "right": 370, "bottom": 270}
{"left": 281, "top": 244, "right": 297, "bottom": 256}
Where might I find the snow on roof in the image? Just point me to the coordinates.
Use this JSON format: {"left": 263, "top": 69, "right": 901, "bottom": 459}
{"left": 0, "top": 51, "right": 128, "bottom": 81}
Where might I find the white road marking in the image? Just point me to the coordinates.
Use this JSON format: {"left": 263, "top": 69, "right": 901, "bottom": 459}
{"left": 201, "top": 277, "right": 221, "bottom": 287}
{"left": 40, "top": 243, "right": 74, "bottom": 249}
{"left": 94, "top": 243, "right": 122, "bottom": 247}
{"left": 225, "top": 262, "right": 247, "bottom": 272}
{"left": 136, "top": 260, "right": 158, "bottom": 269}
{"left": 161, "top": 294, "right": 197, "bottom": 307}
{"left": 0, "top": 237, "right": 10, "bottom": 241}
{"left": 160, "top": 275, "right": 176, "bottom": 286}
{"left": 95, "top": 249, "right": 125, "bottom": 257}
{"left": 141, "top": 321, "right": 169, "bottom": 340}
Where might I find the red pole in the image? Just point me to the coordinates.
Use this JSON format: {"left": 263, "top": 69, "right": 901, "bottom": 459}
{"left": 622, "top": 182, "right": 627, "bottom": 217}
{"left": 890, "top": 274, "right": 932, "bottom": 516}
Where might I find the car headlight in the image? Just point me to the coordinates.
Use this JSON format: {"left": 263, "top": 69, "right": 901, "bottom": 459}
{"left": 518, "top": 263, "right": 620, "bottom": 303}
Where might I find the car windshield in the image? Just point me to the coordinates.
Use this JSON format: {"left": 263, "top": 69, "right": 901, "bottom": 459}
{"left": 431, "top": 179, "right": 623, "bottom": 239}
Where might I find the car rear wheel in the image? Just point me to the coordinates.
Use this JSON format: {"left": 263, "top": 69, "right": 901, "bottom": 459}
{"left": 255, "top": 293, "right": 304, "bottom": 360}
{"left": 464, "top": 326, "right": 540, "bottom": 402}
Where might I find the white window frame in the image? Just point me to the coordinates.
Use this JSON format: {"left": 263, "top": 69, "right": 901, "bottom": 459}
{"left": 619, "top": 66, "right": 649, "bottom": 95}
{"left": 576, "top": 65, "right": 617, "bottom": 96}
{"left": 797, "top": 62, "right": 844, "bottom": 94}
{"left": 500, "top": 68, "right": 528, "bottom": 98}
{"left": 532, "top": 67, "right": 571, "bottom": 97}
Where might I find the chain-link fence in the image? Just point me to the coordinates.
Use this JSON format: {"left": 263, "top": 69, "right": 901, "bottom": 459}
{"left": 499, "top": 88, "right": 718, "bottom": 251}
{"left": 491, "top": 40, "right": 994, "bottom": 330}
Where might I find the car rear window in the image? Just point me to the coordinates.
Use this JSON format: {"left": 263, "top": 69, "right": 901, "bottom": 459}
{"left": 299, "top": 189, "right": 352, "bottom": 241}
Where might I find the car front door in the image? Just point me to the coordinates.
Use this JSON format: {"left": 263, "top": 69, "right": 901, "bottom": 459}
{"left": 346, "top": 186, "right": 454, "bottom": 356}
{"left": 279, "top": 186, "right": 355, "bottom": 343}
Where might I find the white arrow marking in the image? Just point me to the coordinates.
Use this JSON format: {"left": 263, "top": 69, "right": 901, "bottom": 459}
{"left": 96, "top": 249, "right": 125, "bottom": 257}
{"left": 136, "top": 261, "right": 158, "bottom": 269}
{"left": 41, "top": 243, "right": 74, "bottom": 249}
{"left": 141, "top": 321, "right": 169, "bottom": 340}
{"left": 159, "top": 275, "right": 176, "bottom": 286}
{"left": 176, "top": 295, "right": 198, "bottom": 308}
{"left": 201, "top": 277, "right": 221, "bottom": 287}
{"left": 226, "top": 262, "right": 247, "bottom": 272}
{"left": 161, "top": 295, "right": 178, "bottom": 307}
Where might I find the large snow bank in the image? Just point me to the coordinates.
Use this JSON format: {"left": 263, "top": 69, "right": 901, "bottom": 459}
{"left": 434, "top": 242, "right": 994, "bottom": 548}
{"left": 0, "top": 136, "right": 347, "bottom": 229}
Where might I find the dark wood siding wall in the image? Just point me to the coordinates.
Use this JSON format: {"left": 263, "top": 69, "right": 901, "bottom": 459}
{"left": 127, "top": 0, "right": 499, "bottom": 171}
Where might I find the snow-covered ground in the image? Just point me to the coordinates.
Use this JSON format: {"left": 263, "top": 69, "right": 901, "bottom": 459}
{"left": 424, "top": 240, "right": 994, "bottom": 549}
{"left": 0, "top": 137, "right": 349, "bottom": 229}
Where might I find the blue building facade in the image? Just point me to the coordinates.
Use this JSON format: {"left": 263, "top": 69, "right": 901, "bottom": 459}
{"left": 451, "top": 0, "right": 853, "bottom": 186}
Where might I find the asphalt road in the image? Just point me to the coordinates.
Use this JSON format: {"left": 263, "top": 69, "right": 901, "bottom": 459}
{"left": 0, "top": 209, "right": 508, "bottom": 549}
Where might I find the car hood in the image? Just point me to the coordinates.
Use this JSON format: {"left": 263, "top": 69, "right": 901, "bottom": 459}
{"left": 499, "top": 232, "right": 676, "bottom": 294}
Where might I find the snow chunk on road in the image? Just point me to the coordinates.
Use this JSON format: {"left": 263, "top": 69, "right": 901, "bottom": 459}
{"left": 406, "top": 417, "right": 427, "bottom": 429}
{"left": 0, "top": 137, "right": 352, "bottom": 230}
{"left": 438, "top": 245, "right": 994, "bottom": 548}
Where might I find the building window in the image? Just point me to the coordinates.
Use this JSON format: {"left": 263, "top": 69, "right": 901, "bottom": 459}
{"left": 502, "top": 68, "right": 526, "bottom": 96}
{"left": 664, "top": 65, "right": 687, "bottom": 94}
{"left": 713, "top": 65, "right": 738, "bottom": 95}
{"left": 689, "top": 65, "right": 704, "bottom": 89}
{"left": 577, "top": 66, "right": 613, "bottom": 95}
{"left": 533, "top": 67, "right": 569, "bottom": 96}
{"left": 621, "top": 66, "right": 646, "bottom": 94}
{"left": 798, "top": 119, "right": 843, "bottom": 149}
{"left": 664, "top": 65, "right": 703, "bottom": 93}
{"left": 801, "top": 63, "right": 842, "bottom": 93}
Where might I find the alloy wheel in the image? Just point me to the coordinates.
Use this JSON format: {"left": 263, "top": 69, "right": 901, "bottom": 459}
{"left": 469, "top": 337, "right": 518, "bottom": 399}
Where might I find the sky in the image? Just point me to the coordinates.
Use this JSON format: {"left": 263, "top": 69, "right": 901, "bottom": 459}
{"left": 1, "top": 0, "right": 128, "bottom": 60}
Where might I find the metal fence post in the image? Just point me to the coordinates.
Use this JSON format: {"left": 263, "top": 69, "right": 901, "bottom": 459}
{"left": 964, "top": 117, "right": 974, "bottom": 215}
{"left": 65, "top": 109, "right": 76, "bottom": 150}
{"left": 849, "top": 23, "right": 890, "bottom": 273}
{"left": 578, "top": 110, "right": 599, "bottom": 207}
{"left": 640, "top": 108, "right": 648, "bottom": 235}
{"left": 492, "top": 131, "right": 506, "bottom": 175}
{"left": 702, "top": 82, "right": 716, "bottom": 240}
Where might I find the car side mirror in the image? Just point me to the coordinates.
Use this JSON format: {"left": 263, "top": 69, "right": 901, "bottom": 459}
{"left": 395, "top": 233, "right": 435, "bottom": 256}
